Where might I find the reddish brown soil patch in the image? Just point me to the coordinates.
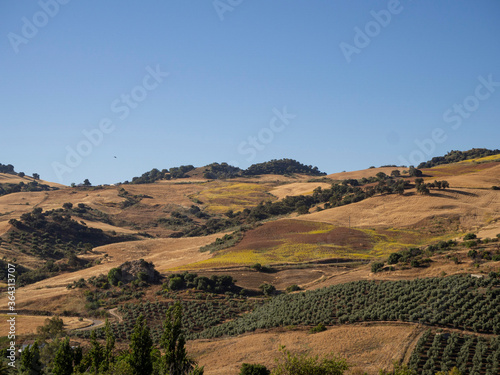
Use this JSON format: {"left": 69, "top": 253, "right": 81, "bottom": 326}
{"left": 234, "top": 220, "right": 373, "bottom": 252}
{"left": 289, "top": 227, "right": 373, "bottom": 251}
{"left": 194, "top": 267, "right": 336, "bottom": 290}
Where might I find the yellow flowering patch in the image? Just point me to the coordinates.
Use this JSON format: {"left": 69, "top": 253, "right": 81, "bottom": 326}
{"left": 170, "top": 221, "right": 461, "bottom": 271}
{"left": 189, "top": 182, "right": 275, "bottom": 213}
{"left": 457, "top": 154, "right": 500, "bottom": 164}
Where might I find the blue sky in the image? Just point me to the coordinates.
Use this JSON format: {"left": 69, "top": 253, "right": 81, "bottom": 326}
{"left": 1, "top": 0, "right": 499, "bottom": 185}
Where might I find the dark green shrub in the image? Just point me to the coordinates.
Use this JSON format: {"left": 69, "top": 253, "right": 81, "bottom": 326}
{"left": 387, "top": 253, "right": 402, "bottom": 265}
{"left": 310, "top": 323, "right": 327, "bottom": 333}
{"left": 286, "top": 284, "right": 301, "bottom": 293}
{"left": 168, "top": 276, "right": 184, "bottom": 290}
{"left": 468, "top": 249, "right": 477, "bottom": 258}
{"left": 260, "top": 283, "right": 276, "bottom": 296}
{"left": 464, "top": 233, "right": 477, "bottom": 240}
{"left": 464, "top": 240, "right": 478, "bottom": 248}
{"left": 371, "top": 262, "right": 384, "bottom": 273}
{"left": 108, "top": 267, "right": 122, "bottom": 286}
{"left": 251, "top": 263, "right": 262, "bottom": 272}
{"left": 239, "top": 363, "right": 270, "bottom": 375}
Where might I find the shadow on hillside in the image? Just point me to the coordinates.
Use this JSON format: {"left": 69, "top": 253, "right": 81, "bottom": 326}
{"left": 425, "top": 189, "right": 479, "bottom": 199}
{"left": 445, "top": 189, "right": 478, "bottom": 197}
{"left": 428, "top": 192, "right": 458, "bottom": 199}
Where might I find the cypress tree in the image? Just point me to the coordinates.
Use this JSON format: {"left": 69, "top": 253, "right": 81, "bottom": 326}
{"left": 19, "top": 340, "right": 42, "bottom": 375}
{"left": 52, "top": 338, "right": 73, "bottom": 375}
{"left": 128, "top": 314, "right": 153, "bottom": 375}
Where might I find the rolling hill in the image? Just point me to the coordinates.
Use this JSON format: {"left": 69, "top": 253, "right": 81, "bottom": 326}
{"left": 1, "top": 152, "right": 500, "bottom": 374}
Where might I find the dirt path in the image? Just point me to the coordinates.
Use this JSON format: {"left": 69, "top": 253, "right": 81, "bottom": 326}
{"left": 108, "top": 308, "right": 123, "bottom": 323}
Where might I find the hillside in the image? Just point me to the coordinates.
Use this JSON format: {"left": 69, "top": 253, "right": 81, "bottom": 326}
{"left": 1, "top": 152, "right": 500, "bottom": 374}
{"left": 418, "top": 148, "right": 500, "bottom": 169}
{"left": 126, "top": 158, "right": 326, "bottom": 184}
{"left": 2, "top": 153, "right": 500, "bottom": 289}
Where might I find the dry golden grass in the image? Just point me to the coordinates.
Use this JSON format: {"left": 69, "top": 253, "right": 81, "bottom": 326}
{"left": 301, "top": 187, "right": 499, "bottom": 231}
{"left": 190, "top": 181, "right": 275, "bottom": 213}
{"left": 0, "top": 182, "right": 205, "bottom": 239}
{"left": 327, "top": 167, "right": 408, "bottom": 181}
{"left": 0, "top": 314, "right": 93, "bottom": 336}
{"left": 423, "top": 162, "right": 500, "bottom": 188}
{"left": 0, "top": 234, "right": 220, "bottom": 311}
{"left": 187, "top": 323, "right": 420, "bottom": 375}
{"left": 77, "top": 219, "right": 136, "bottom": 234}
{"left": 0, "top": 173, "right": 65, "bottom": 188}
{"left": 270, "top": 182, "right": 331, "bottom": 199}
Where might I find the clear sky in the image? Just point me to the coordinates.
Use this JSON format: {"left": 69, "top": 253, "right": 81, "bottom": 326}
{"left": 1, "top": 0, "right": 499, "bottom": 185}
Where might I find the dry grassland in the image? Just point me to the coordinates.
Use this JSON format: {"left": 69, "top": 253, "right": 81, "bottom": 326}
{"left": 0, "top": 314, "right": 93, "bottom": 336}
{"left": 270, "top": 182, "right": 331, "bottom": 199}
{"left": 327, "top": 167, "right": 408, "bottom": 181}
{"left": 0, "top": 173, "right": 65, "bottom": 188}
{"left": 301, "top": 187, "right": 499, "bottom": 231}
{"left": 423, "top": 162, "right": 500, "bottom": 188}
{"left": 0, "top": 234, "right": 221, "bottom": 311}
{"left": 187, "top": 323, "right": 421, "bottom": 375}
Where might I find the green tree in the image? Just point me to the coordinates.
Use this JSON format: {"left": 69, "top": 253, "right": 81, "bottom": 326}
{"left": 0, "top": 360, "right": 14, "bottom": 375}
{"left": 102, "top": 319, "right": 116, "bottom": 371}
{"left": 272, "top": 346, "right": 349, "bottom": 375}
{"left": 408, "top": 166, "right": 423, "bottom": 177}
{"left": 416, "top": 183, "right": 429, "bottom": 195}
{"left": 296, "top": 205, "right": 309, "bottom": 215}
{"left": 108, "top": 267, "right": 122, "bottom": 286}
{"left": 160, "top": 301, "right": 202, "bottom": 375}
{"left": 371, "top": 262, "right": 384, "bottom": 273}
{"left": 37, "top": 316, "right": 64, "bottom": 339}
{"left": 88, "top": 329, "right": 104, "bottom": 374}
{"left": 62, "top": 202, "right": 73, "bottom": 210}
{"left": 169, "top": 276, "right": 184, "bottom": 291}
{"left": 52, "top": 339, "right": 73, "bottom": 375}
{"left": 19, "top": 340, "right": 42, "bottom": 374}
{"left": 387, "top": 253, "right": 402, "bottom": 265}
{"left": 391, "top": 170, "right": 401, "bottom": 177}
{"left": 128, "top": 314, "right": 153, "bottom": 375}
{"left": 260, "top": 283, "right": 276, "bottom": 296}
{"left": 467, "top": 249, "right": 477, "bottom": 258}
{"left": 240, "top": 363, "right": 270, "bottom": 375}
{"left": 463, "top": 233, "right": 477, "bottom": 240}
{"left": 83, "top": 179, "right": 92, "bottom": 187}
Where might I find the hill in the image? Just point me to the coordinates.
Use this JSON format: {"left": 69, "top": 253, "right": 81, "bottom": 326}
{"left": 126, "top": 158, "right": 326, "bottom": 184}
{"left": 418, "top": 148, "right": 500, "bottom": 169}
{"left": 1, "top": 151, "right": 500, "bottom": 374}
